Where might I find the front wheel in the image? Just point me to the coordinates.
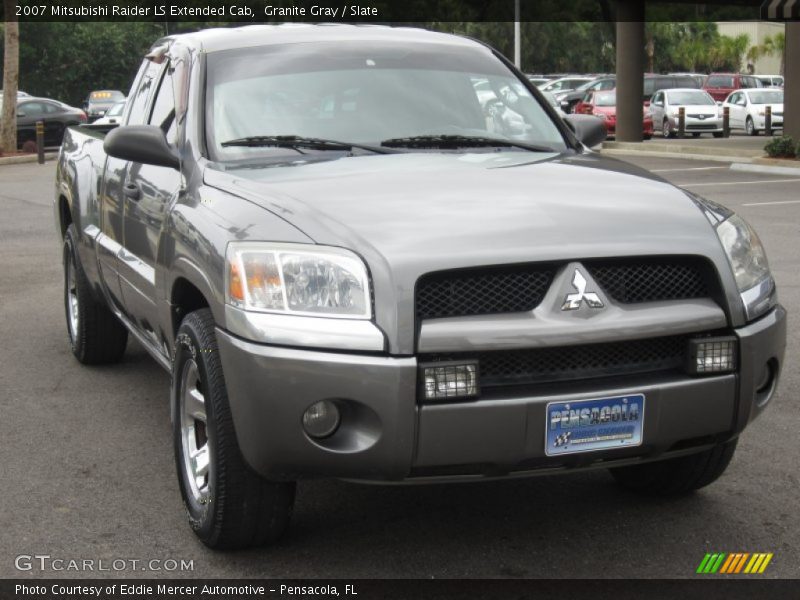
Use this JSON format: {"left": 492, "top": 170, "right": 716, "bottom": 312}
{"left": 746, "top": 116, "right": 758, "bottom": 136}
{"left": 712, "top": 132, "right": 725, "bottom": 138}
{"left": 662, "top": 119, "right": 674, "bottom": 139}
{"left": 609, "top": 439, "right": 738, "bottom": 496}
{"left": 172, "top": 308, "right": 295, "bottom": 549}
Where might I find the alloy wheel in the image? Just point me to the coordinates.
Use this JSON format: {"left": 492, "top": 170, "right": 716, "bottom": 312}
{"left": 179, "top": 359, "right": 210, "bottom": 508}
{"left": 65, "top": 252, "right": 79, "bottom": 343}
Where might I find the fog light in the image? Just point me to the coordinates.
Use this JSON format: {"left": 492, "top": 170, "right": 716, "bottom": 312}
{"left": 422, "top": 362, "right": 479, "bottom": 401}
{"left": 687, "top": 336, "right": 737, "bottom": 374}
{"left": 302, "top": 400, "right": 340, "bottom": 439}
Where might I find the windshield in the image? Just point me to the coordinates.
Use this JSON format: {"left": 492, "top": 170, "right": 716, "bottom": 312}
{"left": 205, "top": 41, "right": 567, "bottom": 162}
{"left": 107, "top": 102, "right": 125, "bottom": 116}
{"left": 667, "top": 91, "right": 714, "bottom": 105}
{"left": 594, "top": 93, "right": 616, "bottom": 107}
{"left": 748, "top": 90, "right": 783, "bottom": 104}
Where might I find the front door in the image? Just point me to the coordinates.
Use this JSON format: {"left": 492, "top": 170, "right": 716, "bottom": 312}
{"left": 119, "top": 61, "right": 181, "bottom": 348}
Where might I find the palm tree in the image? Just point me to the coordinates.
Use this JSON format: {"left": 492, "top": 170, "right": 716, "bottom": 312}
{"left": 711, "top": 34, "right": 749, "bottom": 72}
{"left": 1, "top": 1, "right": 20, "bottom": 154}
{"left": 756, "top": 33, "right": 786, "bottom": 75}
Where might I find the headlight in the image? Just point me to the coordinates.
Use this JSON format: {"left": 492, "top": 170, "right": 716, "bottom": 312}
{"left": 225, "top": 242, "right": 371, "bottom": 319}
{"left": 715, "top": 214, "right": 776, "bottom": 320}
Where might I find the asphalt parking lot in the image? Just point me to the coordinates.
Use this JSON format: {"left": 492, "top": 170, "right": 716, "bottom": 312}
{"left": 1, "top": 156, "right": 798, "bottom": 579}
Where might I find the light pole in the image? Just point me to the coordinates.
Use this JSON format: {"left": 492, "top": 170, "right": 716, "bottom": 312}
{"left": 514, "top": 0, "right": 521, "bottom": 69}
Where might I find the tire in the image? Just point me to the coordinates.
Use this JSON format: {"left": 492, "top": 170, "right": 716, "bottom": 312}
{"left": 609, "top": 439, "right": 738, "bottom": 497}
{"left": 746, "top": 116, "right": 758, "bottom": 136}
{"left": 643, "top": 134, "right": 652, "bottom": 141}
{"left": 712, "top": 132, "right": 725, "bottom": 138}
{"left": 692, "top": 132, "right": 701, "bottom": 138}
{"left": 63, "top": 224, "right": 127, "bottom": 364}
{"left": 172, "top": 308, "right": 295, "bottom": 549}
{"left": 662, "top": 119, "right": 674, "bottom": 139}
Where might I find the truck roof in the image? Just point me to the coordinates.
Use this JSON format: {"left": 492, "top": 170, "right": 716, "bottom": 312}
{"left": 155, "top": 23, "right": 481, "bottom": 54}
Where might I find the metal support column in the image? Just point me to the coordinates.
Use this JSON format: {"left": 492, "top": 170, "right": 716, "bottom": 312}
{"left": 615, "top": 2, "right": 645, "bottom": 142}
{"left": 783, "top": 21, "right": 800, "bottom": 141}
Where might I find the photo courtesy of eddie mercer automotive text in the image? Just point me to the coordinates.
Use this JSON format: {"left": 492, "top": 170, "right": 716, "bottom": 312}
{"left": 54, "top": 23, "right": 786, "bottom": 550}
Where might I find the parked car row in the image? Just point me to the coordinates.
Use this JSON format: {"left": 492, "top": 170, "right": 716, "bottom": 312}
{"left": 574, "top": 85, "right": 784, "bottom": 140}
{"left": 0, "top": 88, "right": 127, "bottom": 149}
{"left": 530, "top": 71, "right": 781, "bottom": 117}
{"left": 573, "top": 91, "right": 654, "bottom": 139}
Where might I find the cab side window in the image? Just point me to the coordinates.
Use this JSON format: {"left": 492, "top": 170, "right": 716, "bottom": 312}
{"left": 125, "top": 60, "right": 163, "bottom": 126}
{"left": 149, "top": 64, "right": 177, "bottom": 145}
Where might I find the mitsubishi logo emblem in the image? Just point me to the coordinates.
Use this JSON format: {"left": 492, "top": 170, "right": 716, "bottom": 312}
{"left": 561, "top": 269, "right": 604, "bottom": 311}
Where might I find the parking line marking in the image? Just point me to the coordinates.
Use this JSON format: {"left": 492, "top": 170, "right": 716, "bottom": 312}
{"left": 742, "top": 200, "right": 800, "bottom": 207}
{"left": 678, "top": 178, "right": 800, "bottom": 187}
{"left": 651, "top": 167, "right": 729, "bottom": 172}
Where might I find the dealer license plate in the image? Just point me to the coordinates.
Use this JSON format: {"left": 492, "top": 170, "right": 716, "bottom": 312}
{"left": 545, "top": 394, "right": 645, "bottom": 456}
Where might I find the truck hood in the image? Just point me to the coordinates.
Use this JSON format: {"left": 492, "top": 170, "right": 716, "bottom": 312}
{"left": 204, "top": 151, "right": 733, "bottom": 352}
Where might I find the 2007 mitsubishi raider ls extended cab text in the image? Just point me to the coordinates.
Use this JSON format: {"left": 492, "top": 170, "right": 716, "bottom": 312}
{"left": 55, "top": 25, "right": 786, "bottom": 549}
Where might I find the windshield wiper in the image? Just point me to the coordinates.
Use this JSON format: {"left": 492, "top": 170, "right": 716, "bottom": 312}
{"left": 380, "top": 135, "right": 555, "bottom": 153}
{"left": 220, "top": 135, "right": 398, "bottom": 155}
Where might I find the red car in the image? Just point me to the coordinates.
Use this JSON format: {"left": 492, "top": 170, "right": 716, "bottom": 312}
{"left": 703, "top": 73, "right": 764, "bottom": 102}
{"left": 573, "top": 91, "right": 653, "bottom": 139}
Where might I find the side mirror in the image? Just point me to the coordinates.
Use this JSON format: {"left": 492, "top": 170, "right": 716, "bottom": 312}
{"left": 104, "top": 125, "right": 179, "bottom": 170}
{"left": 563, "top": 114, "right": 607, "bottom": 147}
{"left": 716, "top": 101, "right": 723, "bottom": 106}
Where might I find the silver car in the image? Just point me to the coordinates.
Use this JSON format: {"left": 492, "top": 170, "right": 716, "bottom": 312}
{"left": 723, "top": 88, "right": 784, "bottom": 136}
{"left": 650, "top": 88, "right": 723, "bottom": 138}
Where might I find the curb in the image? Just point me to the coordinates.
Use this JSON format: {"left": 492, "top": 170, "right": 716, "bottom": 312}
{"left": 0, "top": 153, "right": 58, "bottom": 166}
{"left": 730, "top": 162, "right": 800, "bottom": 176}
{"left": 600, "top": 148, "right": 756, "bottom": 164}
{"left": 602, "top": 140, "right": 760, "bottom": 159}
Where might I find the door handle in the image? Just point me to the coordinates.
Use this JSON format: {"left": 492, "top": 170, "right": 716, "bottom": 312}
{"left": 123, "top": 183, "right": 141, "bottom": 201}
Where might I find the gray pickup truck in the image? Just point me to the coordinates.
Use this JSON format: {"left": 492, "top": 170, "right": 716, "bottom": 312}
{"left": 55, "top": 25, "right": 786, "bottom": 550}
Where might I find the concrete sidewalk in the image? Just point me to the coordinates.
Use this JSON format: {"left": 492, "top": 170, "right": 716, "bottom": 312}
{"left": 600, "top": 135, "right": 783, "bottom": 164}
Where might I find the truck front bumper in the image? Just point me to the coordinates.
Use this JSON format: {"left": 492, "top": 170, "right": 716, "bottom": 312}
{"left": 216, "top": 305, "right": 786, "bottom": 483}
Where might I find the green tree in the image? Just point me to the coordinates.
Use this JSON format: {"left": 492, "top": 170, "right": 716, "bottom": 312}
{"left": 710, "top": 33, "right": 749, "bottom": 72}
{"left": 750, "top": 32, "right": 786, "bottom": 75}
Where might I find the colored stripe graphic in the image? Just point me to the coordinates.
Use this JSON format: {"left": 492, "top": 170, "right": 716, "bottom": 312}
{"left": 719, "top": 554, "right": 736, "bottom": 574}
{"left": 758, "top": 553, "right": 773, "bottom": 573}
{"left": 698, "top": 552, "right": 774, "bottom": 574}
{"left": 697, "top": 554, "right": 712, "bottom": 574}
{"left": 734, "top": 553, "right": 750, "bottom": 573}
{"left": 744, "top": 554, "right": 760, "bottom": 573}
{"left": 710, "top": 553, "right": 726, "bottom": 573}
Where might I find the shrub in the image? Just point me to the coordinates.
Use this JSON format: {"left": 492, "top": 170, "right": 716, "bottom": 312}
{"left": 764, "top": 135, "right": 796, "bottom": 158}
{"left": 21, "top": 140, "right": 38, "bottom": 154}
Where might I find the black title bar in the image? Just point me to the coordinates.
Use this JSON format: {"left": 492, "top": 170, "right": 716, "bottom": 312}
{"left": 1, "top": 0, "right": 771, "bottom": 23}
